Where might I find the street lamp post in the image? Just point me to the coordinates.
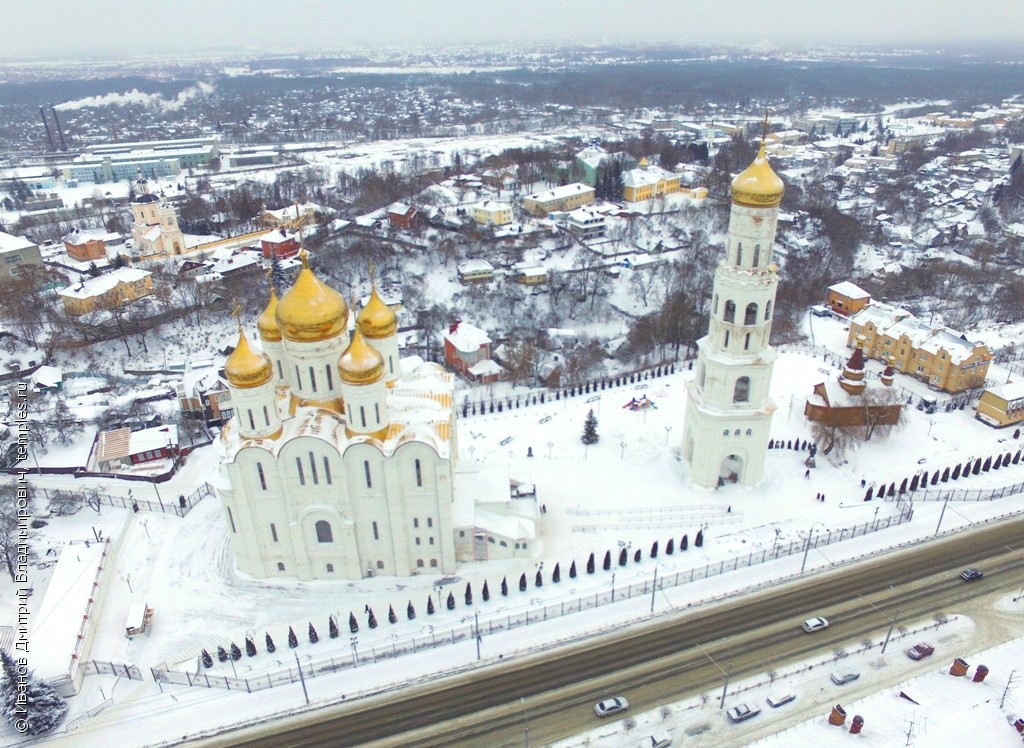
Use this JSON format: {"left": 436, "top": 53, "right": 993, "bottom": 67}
{"left": 664, "top": 426, "right": 672, "bottom": 446}
{"left": 650, "top": 565, "right": 658, "bottom": 613}
{"left": 546, "top": 441, "right": 553, "bottom": 459}
{"left": 800, "top": 522, "right": 826, "bottom": 574}
{"left": 611, "top": 572, "right": 616, "bottom": 602}
{"left": 350, "top": 636, "right": 358, "bottom": 667}
{"left": 880, "top": 585, "right": 902, "bottom": 654}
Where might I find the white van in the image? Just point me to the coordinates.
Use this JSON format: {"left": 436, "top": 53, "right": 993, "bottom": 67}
{"left": 637, "top": 732, "right": 672, "bottom": 748}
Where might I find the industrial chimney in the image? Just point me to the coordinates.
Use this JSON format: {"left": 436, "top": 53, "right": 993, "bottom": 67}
{"left": 40, "top": 107, "right": 56, "bottom": 151}
{"left": 51, "top": 106, "right": 68, "bottom": 151}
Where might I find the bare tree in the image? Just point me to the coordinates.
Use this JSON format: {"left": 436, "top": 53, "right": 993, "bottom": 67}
{"left": 810, "top": 420, "right": 861, "bottom": 461}
{"left": 862, "top": 388, "right": 906, "bottom": 441}
{"left": 0, "top": 482, "right": 36, "bottom": 582}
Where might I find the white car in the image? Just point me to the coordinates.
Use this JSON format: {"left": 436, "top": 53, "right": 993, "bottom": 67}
{"left": 594, "top": 696, "right": 629, "bottom": 718}
{"left": 726, "top": 702, "right": 761, "bottom": 722}
{"left": 801, "top": 616, "right": 829, "bottom": 633}
{"left": 766, "top": 692, "right": 796, "bottom": 708}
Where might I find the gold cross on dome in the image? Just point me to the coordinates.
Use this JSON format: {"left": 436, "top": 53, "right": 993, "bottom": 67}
{"left": 762, "top": 110, "right": 770, "bottom": 142}
{"left": 231, "top": 299, "right": 242, "bottom": 325}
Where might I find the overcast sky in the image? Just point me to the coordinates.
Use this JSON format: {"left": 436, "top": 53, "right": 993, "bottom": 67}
{"left": 5, "top": 0, "right": 1024, "bottom": 60}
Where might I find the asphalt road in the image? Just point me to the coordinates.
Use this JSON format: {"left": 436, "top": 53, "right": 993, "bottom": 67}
{"left": 200, "top": 516, "right": 1024, "bottom": 748}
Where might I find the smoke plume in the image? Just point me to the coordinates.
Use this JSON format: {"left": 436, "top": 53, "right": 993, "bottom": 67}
{"left": 56, "top": 82, "right": 214, "bottom": 112}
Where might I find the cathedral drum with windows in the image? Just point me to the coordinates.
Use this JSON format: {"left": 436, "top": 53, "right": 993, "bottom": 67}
{"left": 683, "top": 142, "right": 783, "bottom": 487}
{"left": 213, "top": 255, "right": 457, "bottom": 581}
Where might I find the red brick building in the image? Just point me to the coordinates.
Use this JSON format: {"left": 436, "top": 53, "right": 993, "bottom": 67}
{"left": 260, "top": 229, "right": 300, "bottom": 260}
{"left": 443, "top": 321, "right": 502, "bottom": 383}
{"left": 387, "top": 203, "right": 420, "bottom": 230}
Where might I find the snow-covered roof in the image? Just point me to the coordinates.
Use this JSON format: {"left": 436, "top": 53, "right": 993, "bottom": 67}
{"left": 30, "top": 365, "right": 63, "bottom": 389}
{"left": 469, "top": 359, "right": 503, "bottom": 377}
{"left": 851, "top": 302, "right": 984, "bottom": 364}
{"left": 62, "top": 228, "right": 121, "bottom": 245}
{"left": 984, "top": 381, "right": 1024, "bottom": 402}
{"left": 827, "top": 281, "right": 870, "bottom": 299}
{"left": 622, "top": 165, "right": 678, "bottom": 188}
{"left": 0, "top": 230, "right": 35, "bottom": 253}
{"left": 58, "top": 268, "right": 151, "bottom": 300}
{"left": 526, "top": 183, "right": 594, "bottom": 202}
{"left": 129, "top": 425, "right": 178, "bottom": 454}
{"left": 457, "top": 259, "right": 494, "bottom": 274}
{"left": 469, "top": 199, "right": 511, "bottom": 213}
{"left": 445, "top": 321, "right": 491, "bottom": 353}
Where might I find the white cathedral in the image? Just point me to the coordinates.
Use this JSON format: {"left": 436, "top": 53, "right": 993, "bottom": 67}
{"left": 213, "top": 257, "right": 462, "bottom": 580}
{"left": 683, "top": 142, "right": 784, "bottom": 487}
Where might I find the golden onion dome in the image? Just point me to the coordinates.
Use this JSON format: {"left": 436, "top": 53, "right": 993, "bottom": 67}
{"left": 257, "top": 289, "right": 282, "bottom": 342}
{"left": 225, "top": 330, "right": 273, "bottom": 389}
{"left": 730, "top": 142, "right": 785, "bottom": 208}
{"left": 275, "top": 254, "right": 348, "bottom": 342}
{"left": 357, "top": 287, "right": 398, "bottom": 339}
{"left": 338, "top": 331, "right": 385, "bottom": 385}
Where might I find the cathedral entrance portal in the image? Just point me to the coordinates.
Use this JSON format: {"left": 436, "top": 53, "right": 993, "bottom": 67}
{"left": 718, "top": 454, "right": 744, "bottom": 486}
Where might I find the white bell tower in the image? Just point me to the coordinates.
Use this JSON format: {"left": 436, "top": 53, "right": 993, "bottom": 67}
{"left": 683, "top": 141, "right": 783, "bottom": 487}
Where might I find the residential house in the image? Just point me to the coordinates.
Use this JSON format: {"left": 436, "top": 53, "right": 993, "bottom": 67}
{"left": 259, "top": 229, "right": 300, "bottom": 260}
{"left": 58, "top": 267, "right": 153, "bottom": 316}
{"left": 468, "top": 200, "right": 513, "bottom": 226}
{"left": 562, "top": 207, "right": 607, "bottom": 240}
{"left": 62, "top": 228, "right": 122, "bottom": 262}
{"left": 847, "top": 301, "right": 992, "bottom": 393}
{"left": 975, "top": 382, "right": 1024, "bottom": 428}
{"left": 826, "top": 281, "right": 871, "bottom": 317}
{"left": 93, "top": 425, "right": 179, "bottom": 472}
{"left": 387, "top": 203, "right": 420, "bottom": 230}
{"left": 512, "top": 267, "right": 548, "bottom": 286}
{"left": 0, "top": 231, "right": 43, "bottom": 279}
{"left": 176, "top": 367, "right": 233, "bottom": 426}
{"left": 457, "top": 259, "right": 495, "bottom": 285}
{"left": 443, "top": 321, "right": 502, "bottom": 383}
{"left": 522, "top": 183, "right": 595, "bottom": 216}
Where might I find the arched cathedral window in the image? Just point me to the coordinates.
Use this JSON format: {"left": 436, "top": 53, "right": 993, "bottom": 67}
{"left": 736, "top": 242, "right": 743, "bottom": 266}
{"left": 724, "top": 300, "right": 736, "bottom": 323}
{"left": 753, "top": 245, "right": 761, "bottom": 267}
{"left": 315, "top": 520, "right": 333, "bottom": 543}
{"left": 765, "top": 300, "right": 773, "bottom": 320}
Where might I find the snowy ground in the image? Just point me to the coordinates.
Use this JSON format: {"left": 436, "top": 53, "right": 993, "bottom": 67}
{"left": 6, "top": 325, "right": 1024, "bottom": 746}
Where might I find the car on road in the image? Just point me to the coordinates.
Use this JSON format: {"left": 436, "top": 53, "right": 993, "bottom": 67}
{"left": 907, "top": 642, "right": 935, "bottom": 660}
{"left": 766, "top": 692, "right": 796, "bottom": 708}
{"left": 830, "top": 668, "right": 860, "bottom": 685}
{"left": 801, "top": 616, "right": 829, "bottom": 633}
{"left": 637, "top": 732, "right": 673, "bottom": 748}
{"left": 726, "top": 703, "right": 761, "bottom": 723}
{"left": 594, "top": 696, "right": 629, "bottom": 718}
{"left": 810, "top": 305, "right": 832, "bottom": 317}
{"left": 960, "top": 568, "right": 983, "bottom": 582}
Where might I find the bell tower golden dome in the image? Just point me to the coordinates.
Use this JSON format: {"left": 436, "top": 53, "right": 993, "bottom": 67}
{"left": 730, "top": 142, "right": 784, "bottom": 208}
{"left": 225, "top": 328, "right": 273, "bottom": 389}
{"left": 275, "top": 253, "right": 348, "bottom": 342}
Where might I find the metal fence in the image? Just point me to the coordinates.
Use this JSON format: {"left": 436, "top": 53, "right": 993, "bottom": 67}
{"left": 161, "top": 503, "right": 913, "bottom": 694}
{"left": 83, "top": 660, "right": 144, "bottom": 680}
{"left": 59, "top": 481, "right": 214, "bottom": 517}
{"left": 886, "top": 479, "right": 1024, "bottom": 503}
{"left": 458, "top": 361, "right": 684, "bottom": 420}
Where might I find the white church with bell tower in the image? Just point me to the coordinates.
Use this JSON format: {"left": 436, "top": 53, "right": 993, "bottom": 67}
{"left": 683, "top": 140, "right": 785, "bottom": 487}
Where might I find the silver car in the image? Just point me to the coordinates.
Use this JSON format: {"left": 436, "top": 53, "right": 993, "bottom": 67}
{"left": 594, "top": 696, "right": 629, "bottom": 717}
{"left": 830, "top": 668, "right": 860, "bottom": 685}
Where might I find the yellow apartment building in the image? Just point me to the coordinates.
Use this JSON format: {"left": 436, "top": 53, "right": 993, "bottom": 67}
{"left": 847, "top": 302, "right": 991, "bottom": 393}
{"left": 58, "top": 267, "right": 153, "bottom": 316}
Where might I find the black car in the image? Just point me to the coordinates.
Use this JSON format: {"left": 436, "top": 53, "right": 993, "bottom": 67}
{"left": 959, "top": 568, "right": 983, "bottom": 582}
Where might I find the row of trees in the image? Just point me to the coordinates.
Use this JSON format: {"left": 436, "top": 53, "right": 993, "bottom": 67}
{"left": 866, "top": 448, "right": 1024, "bottom": 500}
{"left": 197, "top": 531, "right": 712, "bottom": 667}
